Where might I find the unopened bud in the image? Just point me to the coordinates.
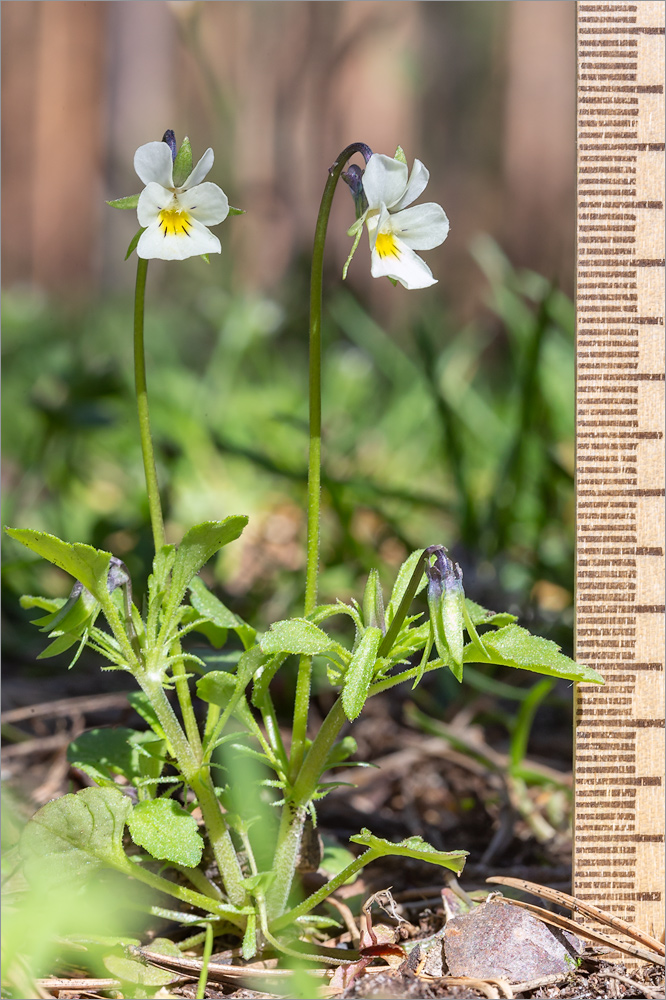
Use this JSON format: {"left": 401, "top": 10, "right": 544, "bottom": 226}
{"left": 162, "top": 129, "right": 177, "bottom": 161}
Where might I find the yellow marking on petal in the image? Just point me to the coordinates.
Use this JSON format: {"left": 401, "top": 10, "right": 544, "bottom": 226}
{"left": 375, "top": 231, "right": 400, "bottom": 260}
{"left": 158, "top": 208, "right": 194, "bottom": 238}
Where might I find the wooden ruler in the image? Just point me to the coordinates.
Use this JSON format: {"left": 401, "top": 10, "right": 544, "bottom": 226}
{"left": 574, "top": 0, "right": 665, "bottom": 953}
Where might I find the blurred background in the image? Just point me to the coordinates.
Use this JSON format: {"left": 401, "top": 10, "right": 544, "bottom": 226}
{"left": 2, "top": 1, "right": 577, "bottom": 696}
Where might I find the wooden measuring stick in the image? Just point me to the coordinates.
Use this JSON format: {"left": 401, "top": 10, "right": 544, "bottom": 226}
{"left": 575, "top": 0, "right": 665, "bottom": 956}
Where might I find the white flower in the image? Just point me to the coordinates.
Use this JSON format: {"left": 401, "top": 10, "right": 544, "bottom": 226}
{"left": 134, "top": 141, "right": 229, "bottom": 260}
{"left": 348, "top": 152, "right": 449, "bottom": 289}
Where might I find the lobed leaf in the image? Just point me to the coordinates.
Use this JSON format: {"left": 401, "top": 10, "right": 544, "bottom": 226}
{"left": 465, "top": 624, "right": 604, "bottom": 684}
{"left": 128, "top": 798, "right": 203, "bottom": 868}
{"left": 350, "top": 828, "right": 468, "bottom": 874}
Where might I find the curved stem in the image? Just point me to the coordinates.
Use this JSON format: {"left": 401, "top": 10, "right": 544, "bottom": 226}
{"left": 134, "top": 257, "right": 166, "bottom": 554}
{"left": 291, "top": 142, "right": 372, "bottom": 778}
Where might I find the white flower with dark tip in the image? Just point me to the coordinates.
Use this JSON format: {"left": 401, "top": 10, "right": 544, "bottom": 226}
{"left": 347, "top": 152, "right": 449, "bottom": 290}
{"left": 134, "top": 141, "right": 229, "bottom": 260}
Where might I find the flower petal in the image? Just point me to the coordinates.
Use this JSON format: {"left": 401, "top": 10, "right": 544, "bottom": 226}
{"left": 393, "top": 159, "right": 430, "bottom": 211}
{"left": 136, "top": 218, "right": 221, "bottom": 261}
{"left": 137, "top": 183, "right": 175, "bottom": 227}
{"left": 182, "top": 148, "right": 214, "bottom": 189}
{"left": 370, "top": 236, "right": 437, "bottom": 289}
{"left": 134, "top": 142, "right": 174, "bottom": 189}
{"left": 178, "top": 182, "right": 229, "bottom": 225}
{"left": 362, "top": 154, "right": 409, "bottom": 210}
{"left": 390, "top": 203, "right": 450, "bottom": 251}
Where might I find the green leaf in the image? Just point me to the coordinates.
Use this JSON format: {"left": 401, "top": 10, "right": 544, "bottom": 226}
{"left": 228, "top": 206, "right": 245, "bottom": 216}
{"left": 172, "top": 136, "right": 193, "bottom": 187}
{"left": 180, "top": 606, "right": 228, "bottom": 648}
{"left": 67, "top": 728, "right": 164, "bottom": 790}
{"left": 342, "top": 626, "right": 383, "bottom": 721}
{"left": 5, "top": 528, "right": 112, "bottom": 604}
{"left": 32, "top": 588, "right": 98, "bottom": 633}
{"left": 465, "top": 598, "right": 518, "bottom": 628}
{"left": 128, "top": 798, "right": 203, "bottom": 868}
{"left": 342, "top": 225, "right": 363, "bottom": 281}
{"left": 361, "top": 569, "right": 385, "bottom": 631}
{"left": 387, "top": 549, "right": 425, "bottom": 623}
{"left": 465, "top": 624, "right": 605, "bottom": 684}
{"left": 106, "top": 194, "right": 140, "bottom": 210}
{"left": 127, "top": 692, "right": 167, "bottom": 742}
{"left": 19, "top": 594, "right": 63, "bottom": 613}
{"left": 125, "top": 227, "right": 146, "bottom": 260}
{"left": 166, "top": 516, "right": 248, "bottom": 618}
{"left": 393, "top": 145, "right": 408, "bottom": 164}
{"left": 189, "top": 575, "right": 252, "bottom": 638}
{"left": 350, "top": 828, "right": 467, "bottom": 874}
{"left": 260, "top": 617, "right": 335, "bottom": 656}
{"left": 19, "top": 787, "right": 132, "bottom": 887}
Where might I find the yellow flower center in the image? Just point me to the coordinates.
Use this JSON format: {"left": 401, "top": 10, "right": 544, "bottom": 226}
{"left": 375, "top": 231, "right": 400, "bottom": 259}
{"left": 158, "top": 208, "right": 193, "bottom": 238}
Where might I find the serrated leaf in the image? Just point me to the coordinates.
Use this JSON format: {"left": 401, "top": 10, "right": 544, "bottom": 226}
{"left": 106, "top": 194, "right": 140, "bottom": 210}
{"left": 128, "top": 798, "right": 203, "bottom": 867}
{"left": 350, "top": 828, "right": 467, "bottom": 874}
{"left": 465, "top": 623, "right": 604, "bottom": 684}
{"left": 342, "top": 626, "right": 383, "bottom": 721}
{"left": 19, "top": 787, "right": 132, "bottom": 887}
{"left": 166, "top": 516, "right": 248, "bottom": 618}
{"left": 260, "top": 617, "right": 335, "bottom": 656}
{"left": 5, "top": 528, "right": 112, "bottom": 604}
{"left": 125, "top": 227, "right": 146, "bottom": 260}
{"left": 465, "top": 598, "right": 517, "bottom": 628}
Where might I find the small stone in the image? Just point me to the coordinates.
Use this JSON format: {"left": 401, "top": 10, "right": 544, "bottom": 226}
{"left": 443, "top": 897, "right": 580, "bottom": 981}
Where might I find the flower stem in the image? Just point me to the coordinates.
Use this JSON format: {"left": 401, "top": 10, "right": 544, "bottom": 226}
{"left": 134, "top": 257, "right": 166, "bottom": 554}
{"left": 291, "top": 142, "right": 372, "bottom": 778}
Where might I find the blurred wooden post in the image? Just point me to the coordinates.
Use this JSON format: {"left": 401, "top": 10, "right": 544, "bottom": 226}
{"left": 2, "top": 2, "right": 105, "bottom": 294}
{"left": 504, "top": 0, "right": 576, "bottom": 279}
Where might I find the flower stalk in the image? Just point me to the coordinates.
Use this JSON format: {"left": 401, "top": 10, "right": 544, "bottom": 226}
{"left": 290, "top": 142, "right": 372, "bottom": 779}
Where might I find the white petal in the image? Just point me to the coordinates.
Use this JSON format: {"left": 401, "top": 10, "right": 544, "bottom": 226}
{"left": 137, "top": 183, "right": 176, "bottom": 227}
{"left": 134, "top": 142, "right": 174, "bottom": 188}
{"left": 136, "top": 218, "right": 221, "bottom": 261}
{"left": 390, "top": 203, "right": 450, "bottom": 251}
{"left": 182, "top": 148, "right": 214, "bottom": 189}
{"left": 371, "top": 237, "right": 437, "bottom": 289}
{"left": 362, "top": 154, "right": 408, "bottom": 210}
{"left": 178, "top": 182, "right": 229, "bottom": 225}
{"left": 393, "top": 159, "right": 430, "bottom": 211}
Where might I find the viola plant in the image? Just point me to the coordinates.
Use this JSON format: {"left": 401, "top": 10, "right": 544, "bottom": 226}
{"left": 6, "top": 133, "right": 603, "bottom": 973}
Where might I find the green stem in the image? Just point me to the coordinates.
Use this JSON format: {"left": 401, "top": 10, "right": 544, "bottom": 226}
{"left": 120, "top": 857, "right": 245, "bottom": 927}
{"left": 271, "top": 849, "right": 378, "bottom": 933}
{"left": 269, "top": 549, "right": 431, "bottom": 918}
{"left": 291, "top": 142, "right": 371, "bottom": 778}
{"left": 134, "top": 257, "right": 166, "bottom": 554}
{"left": 190, "top": 773, "right": 247, "bottom": 908}
{"left": 134, "top": 259, "right": 203, "bottom": 755}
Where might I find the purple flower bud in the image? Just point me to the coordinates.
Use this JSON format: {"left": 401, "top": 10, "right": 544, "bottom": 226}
{"left": 342, "top": 163, "right": 369, "bottom": 220}
{"left": 162, "top": 129, "right": 177, "bottom": 161}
